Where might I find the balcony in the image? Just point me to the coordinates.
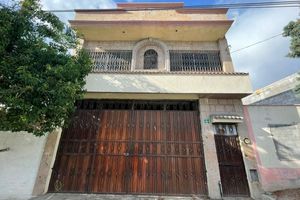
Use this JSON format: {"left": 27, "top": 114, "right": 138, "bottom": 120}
{"left": 85, "top": 50, "right": 252, "bottom": 98}
{"left": 88, "top": 50, "right": 223, "bottom": 72}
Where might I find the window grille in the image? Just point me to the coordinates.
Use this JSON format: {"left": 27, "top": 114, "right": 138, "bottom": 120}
{"left": 144, "top": 49, "right": 158, "bottom": 69}
{"left": 214, "top": 124, "right": 238, "bottom": 136}
{"left": 76, "top": 100, "right": 198, "bottom": 111}
{"left": 170, "top": 50, "right": 222, "bottom": 72}
{"left": 88, "top": 50, "right": 132, "bottom": 72}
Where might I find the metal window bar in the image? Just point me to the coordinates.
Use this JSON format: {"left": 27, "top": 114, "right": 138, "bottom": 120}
{"left": 88, "top": 50, "right": 132, "bottom": 72}
{"left": 144, "top": 49, "right": 158, "bottom": 69}
{"left": 170, "top": 51, "right": 222, "bottom": 72}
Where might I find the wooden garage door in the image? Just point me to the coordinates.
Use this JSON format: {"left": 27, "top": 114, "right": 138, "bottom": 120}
{"left": 49, "top": 100, "right": 207, "bottom": 195}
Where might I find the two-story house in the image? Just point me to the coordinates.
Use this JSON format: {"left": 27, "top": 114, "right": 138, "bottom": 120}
{"left": 18, "top": 2, "right": 262, "bottom": 199}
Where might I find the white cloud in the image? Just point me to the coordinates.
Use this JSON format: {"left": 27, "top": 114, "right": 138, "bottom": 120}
{"left": 42, "top": 0, "right": 116, "bottom": 10}
{"left": 226, "top": 7, "right": 300, "bottom": 89}
{"left": 41, "top": 0, "right": 116, "bottom": 23}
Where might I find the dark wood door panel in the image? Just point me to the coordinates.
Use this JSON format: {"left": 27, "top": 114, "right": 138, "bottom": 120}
{"left": 49, "top": 105, "right": 207, "bottom": 195}
{"left": 215, "top": 135, "right": 250, "bottom": 197}
{"left": 90, "top": 155, "right": 127, "bottom": 193}
{"left": 49, "top": 110, "right": 101, "bottom": 193}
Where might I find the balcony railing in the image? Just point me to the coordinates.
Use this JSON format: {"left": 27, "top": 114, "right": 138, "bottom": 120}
{"left": 88, "top": 50, "right": 132, "bottom": 72}
{"left": 170, "top": 50, "right": 222, "bottom": 72}
{"left": 88, "top": 50, "right": 222, "bottom": 72}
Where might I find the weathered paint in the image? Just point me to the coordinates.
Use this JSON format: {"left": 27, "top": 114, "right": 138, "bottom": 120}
{"left": 32, "top": 129, "right": 62, "bottom": 196}
{"left": 0, "top": 132, "right": 46, "bottom": 200}
{"left": 244, "top": 105, "right": 300, "bottom": 192}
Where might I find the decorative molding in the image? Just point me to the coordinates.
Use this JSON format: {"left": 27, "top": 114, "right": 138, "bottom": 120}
{"left": 132, "top": 38, "right": 170, "bottom": 71}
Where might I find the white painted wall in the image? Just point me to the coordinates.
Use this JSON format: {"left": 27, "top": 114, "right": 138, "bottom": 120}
{"left": 0, "top": 132, "right": 46, "bottom": 200}
{"left": 245, "top": 105, "right": 300, "bottom": 192}
{"left": 85, "top": 73, "right": 252, "bottom": 95}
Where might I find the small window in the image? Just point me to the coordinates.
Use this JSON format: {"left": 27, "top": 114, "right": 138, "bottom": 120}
{"left": 250, "top": 169, "right": 259, "bottom": 182}
{"left": 214, "top": 124, "right": 237, "bottom": 136}
{"left": 144, "top": 49, "right": 158, "bottom": 69}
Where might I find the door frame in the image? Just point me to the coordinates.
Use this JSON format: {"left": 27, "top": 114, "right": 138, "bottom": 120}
{"left": 213, "top": 123, "right": 250, "bottom": 197}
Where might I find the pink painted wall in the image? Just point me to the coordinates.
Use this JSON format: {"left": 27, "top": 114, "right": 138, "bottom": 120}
{"left": 243, "top": 106, "right": 300, "bottom": 192}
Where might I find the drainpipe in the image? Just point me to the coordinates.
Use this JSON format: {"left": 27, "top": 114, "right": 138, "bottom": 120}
{"left": 218, "top": 181, "right": 223, "bottom": 200}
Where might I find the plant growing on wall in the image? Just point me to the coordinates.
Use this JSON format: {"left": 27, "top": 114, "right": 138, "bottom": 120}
{"left": 283, "top": 20, "right": 300, "bottom": 95}
{"left": 0, "top": 0, "right": 92, "bottom": 136}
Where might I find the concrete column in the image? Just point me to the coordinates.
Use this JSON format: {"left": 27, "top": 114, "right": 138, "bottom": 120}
{"left": 199, "top": 98, "right": 222, "bottom": 199}
{"left": 218, "top": 38, "right": 234, "bottom": 73}
{"left": 32, "top": 128, "right": 62, "bottom": 196}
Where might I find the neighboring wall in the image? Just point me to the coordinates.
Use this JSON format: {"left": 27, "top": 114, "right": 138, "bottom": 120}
{"left": 244, "top": 105, "right": 300, "bottom": 192}
{"left": 243, "top": 72, "right": 299, "bottom": 105}
{"left": 250, "top": 90, "right": 300, "bottom": 105}
{"left": 0, "top": 132, "right": 46, "bottom": 200}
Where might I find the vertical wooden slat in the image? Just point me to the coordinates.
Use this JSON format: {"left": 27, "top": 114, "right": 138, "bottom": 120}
{"left": 215, "top": 135, "right": 250, "bottom": 197}
{"left": 49, "top": 102, "right": 207, "bottom": 196}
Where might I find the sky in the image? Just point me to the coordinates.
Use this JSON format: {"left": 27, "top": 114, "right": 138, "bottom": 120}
{"left": 3, "top": 0, "right": 300, "bottom": 89}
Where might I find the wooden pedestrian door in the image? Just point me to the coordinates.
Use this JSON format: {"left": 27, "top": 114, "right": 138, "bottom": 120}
{"left": 49, "top": 100, "right": 207, "bottom": 195}
{"left": 214, "top": 124, "right": 250, "bottom": 197}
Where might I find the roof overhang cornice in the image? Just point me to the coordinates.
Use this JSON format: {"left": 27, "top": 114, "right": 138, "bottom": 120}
{"left": 70, "top": 20, "right": 233, "bottom": 41}
{"left": 69, "top": 20, "right": 233, "bottom": 26}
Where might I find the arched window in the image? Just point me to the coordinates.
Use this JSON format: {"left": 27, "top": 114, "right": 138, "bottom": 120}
{"left": 144, "top": 49, "right": 158, "bottom": 69}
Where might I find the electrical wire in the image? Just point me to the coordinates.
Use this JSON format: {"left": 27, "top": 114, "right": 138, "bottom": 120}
{"left": 43, "top": 1, "right": 300, "bottom": 12}
{"left": 8, "top": 1, "right": 294, "bottom": 54}
{"left": 230, "top": 33, "right": 284, "bottom": 54}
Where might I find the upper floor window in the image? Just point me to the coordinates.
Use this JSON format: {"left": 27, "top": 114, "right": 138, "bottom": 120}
{"left": 88, "top": 50, "right": 132, "bottom": 72}
{"left": 170, "top": 50, "right": 222, "bottom": 72}
{"left": 144, "top": 49, "right": 158, "bottom": 69}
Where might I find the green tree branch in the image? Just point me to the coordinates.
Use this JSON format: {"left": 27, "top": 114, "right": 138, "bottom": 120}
{"left": 0, "top": 0, "right": 92, "bottom": 136}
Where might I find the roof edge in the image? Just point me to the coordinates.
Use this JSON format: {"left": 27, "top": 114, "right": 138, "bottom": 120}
{"left": 69, "top": 20, "right": 234, "bottom": 27}
{"left": 117, "top": 2, "right": 184, "bottom": 9}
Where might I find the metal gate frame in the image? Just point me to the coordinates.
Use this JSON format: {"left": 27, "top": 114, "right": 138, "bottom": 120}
{"left": 49, "top": 100, "right": 208, "bottom": 195}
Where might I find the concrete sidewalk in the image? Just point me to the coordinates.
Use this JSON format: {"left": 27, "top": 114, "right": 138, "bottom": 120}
{"left": 29, "top": 193, "right": 209, "bottom": 200}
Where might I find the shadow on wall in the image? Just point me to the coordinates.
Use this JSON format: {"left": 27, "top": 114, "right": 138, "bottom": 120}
{"left": 271, "top": 123, "right": 300, "bottom": 161}
{"left": 90, "top": 74, "right": 170, "bottom": 93}
{"left": 247, "top": 105, "right": 300, "bottom": 191}
{"left": 258, "top": 106, "right": 300, "bottom": 166}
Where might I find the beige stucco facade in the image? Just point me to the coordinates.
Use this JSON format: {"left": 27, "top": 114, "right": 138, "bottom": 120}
{"left": 74, "top": 8, "right": 228, "bottom": 21}
{"left": 25, "top": 2, "right": 262, "bottom": 200}
{"left": 71, "top": 4, "right": 232, "bottom": 42}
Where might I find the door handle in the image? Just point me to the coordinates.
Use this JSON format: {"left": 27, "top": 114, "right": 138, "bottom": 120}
{"left": 123, "top": 152, "right": 129, "bottom": 156}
